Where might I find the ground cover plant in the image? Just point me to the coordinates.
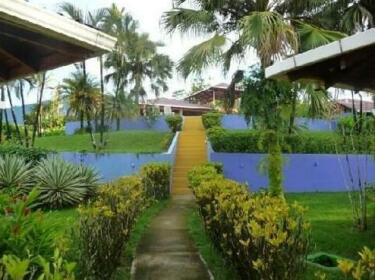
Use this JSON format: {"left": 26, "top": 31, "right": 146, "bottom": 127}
{"left": 35, "top": 131, "right": 173, "bottom": 153}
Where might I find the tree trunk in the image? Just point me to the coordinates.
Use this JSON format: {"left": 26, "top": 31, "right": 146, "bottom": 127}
{"left": 19, "top": 82, "right": 30, "bottom": 147}
{"left": 87, "top": 113, "right": 97, "bottom": 150}
{"left": 6, "top": 86, "right": 23, "bottom": 145}
{"left": 0, "top": 86, "right": 4, "bottom": 143}
{"left": 80, "top": 111, "right": 84, "bottom": 130}
{"left": 99, "top": 55, "right": 105, "bottom": 145}
{"left": 4, "top": 108, "right": 11, "bottom": 140}
{"left": 288, "top": 89, "right": 298, "bottom": 135}
{"left": 32, "top": 73, "right": 46, "bottom": 147}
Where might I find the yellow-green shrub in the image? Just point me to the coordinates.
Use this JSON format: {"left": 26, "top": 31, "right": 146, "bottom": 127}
{"left": 76, "top": 176, "right": 145, "bottom": 280}
{"left": 140, "top": 163, "right": 171, "bottom": 200}
{"left": 188, "top": 165, "right": 310, "bottom": 280}
{"left": 338, "top": 247, "right": 375, "bottom": 280}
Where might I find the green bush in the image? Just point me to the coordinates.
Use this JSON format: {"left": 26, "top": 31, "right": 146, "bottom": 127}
{"left": 35, "top": 157, "right": 99, "bottom": 209}
{"left": 0, "top": 190, "right": 56, "bottom": 266}
{"left": 188, "top": 165, "right": 310, "bottom": 280}
{"left": 202, "top": 112, "right": 222, "bottom": 129}
{"left": 76, "top": 176, "right": 145, "bottom": 280}
{"left": 0, "top": 155, "right": 33, "bottom": 194}
{"left": 337, "top": 115, "right": 375, "bottom": 136}
{"left": 209, "top": 129, "right": 375, "bottom": 154}
{"left": 140, "top": 163, "right": 171, "bottom": 200}
{"left": 0, "top": 144, "right": 50, "bottom": 162}
{"left": 165, "top": 115, "right": 183, "bottom": 133}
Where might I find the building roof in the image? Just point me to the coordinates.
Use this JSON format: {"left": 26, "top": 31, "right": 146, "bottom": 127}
{"left": 144, "top": 97, "right": 211, "bottom": 110}
{"left": 336, "top": 99, "right": 374, "bottom": 113}
{"left": 186, "top": 83, "right": 243, "bottom": 104}
{"left": 0, "top": 0, "right": 117, "bottom": 82}
{"left": 265, "top": 28, "right": 375, "bottom": 92}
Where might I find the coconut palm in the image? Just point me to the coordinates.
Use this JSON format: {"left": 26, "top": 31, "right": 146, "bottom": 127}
{"left": 162, "top": 0, "right": 346, "bottom": 72}
{"left": 163, "top": 0, "right": 347, "bottom": 196}
{"left": 59, "top": 71, "right": 101, "bottom": 148}
{"left": 104, "top": 5, "right": 173, "bottom": 129}
{"left": 5, "top": 82, "right": 23, "bottom": 145}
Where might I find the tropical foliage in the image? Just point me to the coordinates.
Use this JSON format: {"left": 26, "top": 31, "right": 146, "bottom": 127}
{"left": 188, "top": 164, "right": 309, "bottom": 280}
{"left": 165, "top": 115, "right": 183, "bottom": 133}
{"left": 139, "top": 163, "right": 171, "bottom": 200}
{"left": 0, "top": 156, "right": 33, "bottom": 194}
{"left": 35, "top": 157, "right": 99, "bottom": 209}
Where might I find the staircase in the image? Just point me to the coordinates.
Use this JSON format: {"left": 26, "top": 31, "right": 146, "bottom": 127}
{"left": 172, "top": 116, "right": 207, "bottom": 195}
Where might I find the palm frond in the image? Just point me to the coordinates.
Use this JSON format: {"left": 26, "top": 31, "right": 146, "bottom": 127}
{"left": 241, "top": 11, "right": 298, "bottom": 66}
{"left": 342, "top": 3, "right": 373, "bottom": 33}
{"left": 177, "top": 33, "right": 226, "bottom": 78}
{"left": 295, "top": 21, "right": 346, "bottom": 52}
{"left": 162, "top": 8, "right": 217, "bottom": 36}
{"left": 59, "top": 2, "right": 84, "bottom": 22}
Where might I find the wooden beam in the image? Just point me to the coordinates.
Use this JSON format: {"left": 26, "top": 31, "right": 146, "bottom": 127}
{"left": 0, "top": 20, "right": 91, "bottom": 58}
{"left": 0, "top": 37, "right": 39, "bottom": 71}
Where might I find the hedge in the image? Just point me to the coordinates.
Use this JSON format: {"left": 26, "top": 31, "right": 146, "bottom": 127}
{"left": 188, "top": 164, "right": 309, "bottom": 280}
{"left": 202, "top": 112, "right": 222, "bottom": 129}
{"left": 0, "top": 144, "right": 51, "bottom": 162}
{"left": 208, "top": 129, "right": 375, "bottom": 154}
{"left": 165, "top": 115, "right": 183, "bottom": 133}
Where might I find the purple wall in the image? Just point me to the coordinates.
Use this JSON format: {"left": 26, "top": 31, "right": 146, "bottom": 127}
{"left": 65, "top": 116, "right": 169, "bottom": 135}
{"left": 210, "top": 150, "right": 375, "bottom": 192}
{"left": 221, "top": 115, "right": 337, "bottom": 131}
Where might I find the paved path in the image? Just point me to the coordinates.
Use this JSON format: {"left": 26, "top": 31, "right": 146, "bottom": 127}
{"left": 132, "top": 117, "right": 211, "bottom": 280}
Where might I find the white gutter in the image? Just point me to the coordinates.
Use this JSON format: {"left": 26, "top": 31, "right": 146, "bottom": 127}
{"left": 265, "top": 28, "right": 375, "bottom": 80}
{"left": 0, "top": 0, "right": 116, "bottom": 53}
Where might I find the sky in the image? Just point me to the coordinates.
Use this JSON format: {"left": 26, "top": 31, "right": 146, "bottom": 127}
{"left": 21, "top": 0, "right": 255, "bottom": 106}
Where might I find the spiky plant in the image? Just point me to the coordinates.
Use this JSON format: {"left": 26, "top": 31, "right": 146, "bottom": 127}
{"left": 35, "top": 157, "right": 98, "bottom": 209}
{"left": 0, "top": 155, "right": 33, "bottom": 194}
{"left": 77, "top": 165, "right": 100, "bottom": 198}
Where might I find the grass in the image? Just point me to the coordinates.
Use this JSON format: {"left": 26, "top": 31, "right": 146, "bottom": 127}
{"left": 187, "top": 208, "right": 240, "bottom": 280}
{"left": 286, "top": 192, "right": 375, "bottom": 259}
{"left": 35, "top": 131, "right": 174, "bottom": 153}
{"left": 114, "top": 199, "right": 169, "bottom": 280}
{"left": 188, "top": 192, "right": 375, "bottom": 280}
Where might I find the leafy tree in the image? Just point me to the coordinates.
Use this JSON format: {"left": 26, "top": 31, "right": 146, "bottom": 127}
{"left": 163, "top": 0, "right": 347, "bottom": 195}
{"left": 59, "top": 71, "right": 101, "bottom": 148}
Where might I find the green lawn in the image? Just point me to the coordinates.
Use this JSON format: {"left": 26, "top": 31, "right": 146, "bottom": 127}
{"left": 188, "top": 192, "right": 375, "bottom": 280}
{"left": 35, "top": 131, "right": 173, "bottom": 153}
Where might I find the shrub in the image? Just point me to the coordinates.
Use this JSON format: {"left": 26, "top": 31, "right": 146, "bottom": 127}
{"left": 188, "top": 165, "right": 310, "bottom": 280}
{"left": 76, "top": 176, "right": 145, "bottom": 280}
{"left": 209, "top": 129, "right": 375, "bottom": 154}
{"left": 338, "top": 247, "right": 375, "bottom": 280}
{"left": 0, "top": 155, "right": 33, "bottom": 194}
{"left": 337, "top": 115, "right": 375, "bottom": 136}
{"left": 0, "top": 190, "right": 56, "bottom": 263}
{"left": 140, "top": 163, "right": 171, "bottom": 200}
{"left": 35, "top": 157, "right": 99, "bottom": 209}
{"left": 165, "top": 115, "right": 183, "bottom": 133}
{"left": 202, "top": 112, "right": 222, "bottom": 129}
{"left": 0, "top": 144, "right": 50, "bottom": 162}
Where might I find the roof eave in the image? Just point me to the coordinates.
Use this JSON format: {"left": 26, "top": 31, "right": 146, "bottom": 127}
{"left": 0, "top": 0, "right": 117, "bottom": 54}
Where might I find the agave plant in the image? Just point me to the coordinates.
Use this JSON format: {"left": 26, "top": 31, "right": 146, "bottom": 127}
{"left": 35, "top": 157, "right": 99, "bottom": 209}
{"left": 77, "top": 165, "right": 100, "bottom": 198}
{"left": 0, "top": 155, "right": 33, "bottom": 194}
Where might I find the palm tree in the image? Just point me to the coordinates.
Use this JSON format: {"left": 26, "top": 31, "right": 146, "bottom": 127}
{"left": 104, "top": 5, "right": 173, "bottom": 129}
{"left": 6, "top": 82, "right": 23, "bottom": 145}
{"left": 163, "top": 0, "right": 346, "bottom": 196}
{"left": 60, "top": 71, "right": 101, "bottom": 148}
{"left": 31, "top": 73, "right": 47, "bottom": 147}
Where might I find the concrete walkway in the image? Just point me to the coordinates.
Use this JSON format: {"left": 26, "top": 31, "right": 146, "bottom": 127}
{"left": 132, "top": 117, "right": 211, "bottom": 280}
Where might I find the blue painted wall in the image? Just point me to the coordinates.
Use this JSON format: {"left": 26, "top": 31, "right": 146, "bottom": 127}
{"left": 210, "top": 149, "right": 375, "bottom": 192}
{"left": 61, "top": 133, "right": 179, "bottom": 182}
{"left": 65, "top": 116, "right": 170, "bottom": 135}
{"left": 221, "top": 114, "right": 337, "bottom": 131}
